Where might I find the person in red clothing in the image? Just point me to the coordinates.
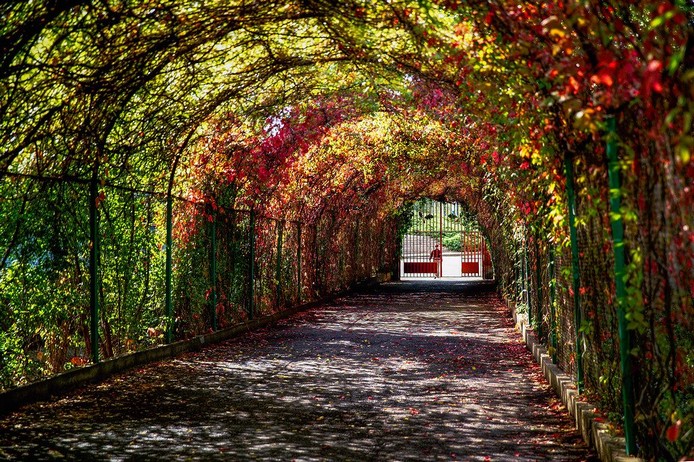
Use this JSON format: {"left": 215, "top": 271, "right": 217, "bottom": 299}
{"left": 429, "top": 244, "right": 442, "bottom": 278}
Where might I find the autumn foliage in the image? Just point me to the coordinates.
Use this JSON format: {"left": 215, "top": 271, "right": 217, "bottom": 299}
{"left": 0, "top": 0, "right": 691, "bottom": 459}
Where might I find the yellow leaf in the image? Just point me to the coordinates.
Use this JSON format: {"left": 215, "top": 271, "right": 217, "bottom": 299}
{"left": 574, "top": 108, "right": 598, "bottom": 134}
{"left": 676, "top": 144, "right": 690, "bottom": 164}
{"left": 549, "top": 28, "right": 565, "bottom": 39}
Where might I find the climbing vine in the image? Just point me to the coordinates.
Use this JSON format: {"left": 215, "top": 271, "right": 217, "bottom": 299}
{"left": 0, "top": 1, "right": 691, "bottom": 458}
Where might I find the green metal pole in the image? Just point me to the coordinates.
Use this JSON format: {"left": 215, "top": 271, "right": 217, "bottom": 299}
{"left": 297, "top": 222, "right": 302, "bottom": 304}
{"left": 524, "top": 238, "right": 531, "bottom": 326}
{"left": 549, "top": 244, "right": 557, "bottom": 363}
{"left": 354, "top": 219, "right": 360, "bottom": 277}
{"left": 210, "top": 209, "right": 218, "bottom": 331}
{"left": 513, "top": 245, "right": 519, "bottom": 300}
{"left": 248, "top": 209, "right": 255, "bottom": 320}
{"left": 165, "top": 194, "right": 173, "bottom": 343}
{"left": 439, "top": 202, "right": 443, "bottom": 279}
{"left": 89, "top": 174, "right": 100, "bottom": 364}
{"left": 394, "top": 221, "right": 402, "bottom": 281}
{"left": 521, "top": 240, "right": 526, "bottom": 304}
{"left": 606, "top": 116, "right": 636, "bottom": 455}
{"left": 516, "top": 241, "right": 523, "bottom": 303}
{"left": 275, "top": 219, "right": 284, "bottom": 308}
{"left": 565, "top": 151, "right": 584, "bottom": 393}
{"left": 534, "top": 234, "right": 543, "bottom": 336}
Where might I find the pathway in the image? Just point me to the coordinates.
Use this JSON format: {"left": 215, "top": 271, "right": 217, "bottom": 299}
{"left": 0, "top": 281, "right": 597, "bottom": 461}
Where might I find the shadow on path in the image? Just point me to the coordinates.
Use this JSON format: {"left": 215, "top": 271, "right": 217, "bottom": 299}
{"left": 0, "top": 280, "right": 597, "bottom": 461}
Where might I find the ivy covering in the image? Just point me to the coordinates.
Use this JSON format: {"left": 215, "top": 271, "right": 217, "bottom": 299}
{"left": 0, "top": 1, "right": 691, "bottom": 459}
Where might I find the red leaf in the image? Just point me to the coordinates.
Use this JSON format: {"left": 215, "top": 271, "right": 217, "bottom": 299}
{"left": 666, "top": 421, "right": 681, "bottom": 442}
{"left": 592, "top": 51, "right": 618, "bottom": 87}
{"left": 642, "top": 60, "right": 664, "bottom": 98}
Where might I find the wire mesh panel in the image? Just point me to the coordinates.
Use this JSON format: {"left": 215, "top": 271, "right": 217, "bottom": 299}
{"left": 214, "top": 209, "right": 252, "bottom": 327}
{"left": 99, "top": 190, "right": 167, "bottom": 357}
{"left": 482, "top": 238, "right": 494, "bottom": 279}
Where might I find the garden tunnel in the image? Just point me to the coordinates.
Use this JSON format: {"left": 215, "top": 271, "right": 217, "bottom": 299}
{"left": 0, "top": 1, "right": 692, "bottom": 460}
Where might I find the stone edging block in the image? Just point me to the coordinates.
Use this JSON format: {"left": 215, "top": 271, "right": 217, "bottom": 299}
{"left": 505, "top": 296, "right": 644, "bottom": 462}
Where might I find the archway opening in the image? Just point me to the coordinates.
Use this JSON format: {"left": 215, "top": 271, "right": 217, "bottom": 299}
{"left": 398, "top": 199, "right": 493, "bottom": 280}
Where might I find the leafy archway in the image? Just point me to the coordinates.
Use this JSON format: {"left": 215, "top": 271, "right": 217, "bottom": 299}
{"left": 1, "top": 1, "right": 691, "bottom": 459}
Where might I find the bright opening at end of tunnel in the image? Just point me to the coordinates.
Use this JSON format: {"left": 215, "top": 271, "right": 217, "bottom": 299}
{"left": 398, "top": 199, "right": 493, "bottom": 281}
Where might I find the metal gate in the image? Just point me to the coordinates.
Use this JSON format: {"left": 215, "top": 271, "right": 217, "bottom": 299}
{"left": 460, "top": 231, "right": 484, "bottom": 277}
{"left": 400, "top": 200, "right": 491, "bottom": 279}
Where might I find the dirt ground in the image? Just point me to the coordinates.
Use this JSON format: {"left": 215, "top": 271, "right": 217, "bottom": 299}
{"left": 0, "top": 280, "right": 598, "bottom": 461}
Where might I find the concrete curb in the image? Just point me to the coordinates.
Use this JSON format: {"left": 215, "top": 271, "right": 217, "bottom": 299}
{"left": 505, "top": 299, "right": 643, "bottom": 462}
{"left": 0, "top": 276, "right": 385, "bottom": 416}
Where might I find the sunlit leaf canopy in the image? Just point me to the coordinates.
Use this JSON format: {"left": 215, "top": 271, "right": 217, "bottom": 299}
{"left": 1, "top": 1, "right": 693, "bottom": 459}
{"left": 4, "top": 0, "right": 690, "bottom": 234}
{"left": 0, "top": 0, "right": 542, "bottom": 230}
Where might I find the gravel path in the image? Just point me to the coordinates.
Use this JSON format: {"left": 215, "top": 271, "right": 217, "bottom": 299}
{"left": 0, "top": 280, "right": 597, "bottom": 461}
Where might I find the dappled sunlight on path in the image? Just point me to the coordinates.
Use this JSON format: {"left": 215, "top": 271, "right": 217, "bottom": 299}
{"left": 0, "top": 281, "right": 597, "bottom": 461}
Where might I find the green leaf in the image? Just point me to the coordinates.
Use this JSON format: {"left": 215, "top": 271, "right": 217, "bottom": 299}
{"left": 650, "top": 16, "right": 665, "bottom": 29}
{"left": 668, "top": 47, "right": 686, "bottom": 75}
